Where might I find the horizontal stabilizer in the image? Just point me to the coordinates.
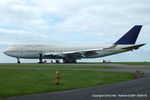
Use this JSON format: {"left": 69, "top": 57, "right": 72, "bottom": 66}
{"left": 122, "top": 44, "right": 145, "bottom": 50}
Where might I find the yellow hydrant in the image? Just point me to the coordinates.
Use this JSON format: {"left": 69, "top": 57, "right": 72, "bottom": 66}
{"left": 56, "top": 71, "right": 61, "bottom": 85}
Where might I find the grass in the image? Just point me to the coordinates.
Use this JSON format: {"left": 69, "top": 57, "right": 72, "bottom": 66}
{"left": 0, "top": 64, "right": 113, "bottom": 69}
{"left": 79, "top": 62, "right": 150, "bottom": 65}
{"left": 0, "top": 69, "right": 133, "bottom": 98}
{"left": 113, "top": 62, "right": 150, "bottom": 65}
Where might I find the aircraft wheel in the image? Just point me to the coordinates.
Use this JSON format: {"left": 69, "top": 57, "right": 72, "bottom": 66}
{"left": 17, "top": 58, "right": 20, "bottom": 64}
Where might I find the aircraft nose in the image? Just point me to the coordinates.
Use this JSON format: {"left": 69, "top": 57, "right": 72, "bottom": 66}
{"left": 3, "top": 50, "right": 8, "bottom": 55}
{"left": 3, "top": 49, "right": 10, "bottom": 56}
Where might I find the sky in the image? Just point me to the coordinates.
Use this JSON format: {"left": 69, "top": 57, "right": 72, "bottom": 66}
{"left": 0, "top": 0, "right": 150, "bottom": 63}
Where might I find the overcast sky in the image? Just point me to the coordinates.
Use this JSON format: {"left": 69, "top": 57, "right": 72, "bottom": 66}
{"left": 0, "top": 0, "right": 150, "bottom": 63}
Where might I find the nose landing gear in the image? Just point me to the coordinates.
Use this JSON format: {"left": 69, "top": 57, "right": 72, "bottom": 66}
{"left": 39, "top": 53, "right": 43, "bottom": 63}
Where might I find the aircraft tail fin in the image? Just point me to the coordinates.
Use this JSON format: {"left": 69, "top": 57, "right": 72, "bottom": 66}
{"left": 114, "top": 25, "right": 142, "bottom": 45}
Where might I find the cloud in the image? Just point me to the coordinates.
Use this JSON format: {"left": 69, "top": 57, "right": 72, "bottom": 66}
{"left": 0, "top": 28, "right": 63, "bottom": 46}
{"left": 0, "top": 0, "right": 50, "bottom": 31}
{"left": 48, "top": 0, "right": 150, "bottom": 45}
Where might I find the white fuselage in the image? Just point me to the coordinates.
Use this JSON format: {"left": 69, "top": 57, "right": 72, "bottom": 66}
{"left": 3, "top": 44, "right": 131, "bottom": 59}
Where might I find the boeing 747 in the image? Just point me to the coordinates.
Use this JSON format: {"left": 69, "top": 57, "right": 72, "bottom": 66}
{"left": 4, "top": 25, "right": 145, "bottom": 63}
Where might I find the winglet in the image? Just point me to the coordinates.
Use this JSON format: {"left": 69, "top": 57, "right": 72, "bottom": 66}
{"left": 114, "top": 25, "right": 142, "bottom": 45}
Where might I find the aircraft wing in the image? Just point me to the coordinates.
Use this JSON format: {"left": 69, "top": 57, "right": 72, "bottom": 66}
{"left": 122, "top": 44, "right": 145, "bottom": 50}
{"left": 62, "top": 48, "right": 102, "bottom": 58}
{"left": 43, "top": 48, "right": 103, "bottom": 58}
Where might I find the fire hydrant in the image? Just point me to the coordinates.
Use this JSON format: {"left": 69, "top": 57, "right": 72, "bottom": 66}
{"left": 56, "top": 71, "right": 61, "bottom": 85}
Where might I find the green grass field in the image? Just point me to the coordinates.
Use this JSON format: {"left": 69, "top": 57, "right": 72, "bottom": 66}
{"left": 78, "top": 62, "right": 150, "bottom": 65}
{"left": 0, "top": 68, "right": 133, "bottom": 98}
{"left": 0, "top": 64, "right": 113, "bottom": 69}
{"left": 113, "top": 62, "right": 150, "bottom": 65}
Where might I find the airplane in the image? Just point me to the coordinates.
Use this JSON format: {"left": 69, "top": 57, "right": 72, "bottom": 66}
{"left": 3, "top": 25, "right": 145, "bottom": 63}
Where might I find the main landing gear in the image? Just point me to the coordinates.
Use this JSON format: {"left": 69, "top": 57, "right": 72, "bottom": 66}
{"left": 17, "top": 58, "right": 20, "bottom": 64}
{"left": 63, "top": 57, "right": 77, "bottom": 63}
